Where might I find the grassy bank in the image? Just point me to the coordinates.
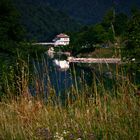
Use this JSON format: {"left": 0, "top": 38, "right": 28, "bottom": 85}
{"left": 0, "top": 87, "right": 139, "bottom": 140}
{"left": 76, "top": 48, "right": 116, "bottom": 58}
{"left": 0, "top": 58, "right": 139, "bottom": 140}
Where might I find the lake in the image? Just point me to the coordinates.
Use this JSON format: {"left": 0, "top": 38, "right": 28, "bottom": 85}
{"left": 0, "top": 52, "right": 121, "bottom": 98}
{"left": 30, "top": 53, "right": 118, "bottom": 96}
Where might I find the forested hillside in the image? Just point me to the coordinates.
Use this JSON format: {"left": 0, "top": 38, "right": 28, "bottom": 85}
{"left": 13, "top": 0, "right": 80, "bottom": 41}
{"left": 0, "top": 0, "right": 50, "bottom": 56}
{"left": 0, "top": 0, "right": 25, "bottom": 53}
{"left": 47, "top": 0, "right": 140, "bottom": 24}
{"left": 12, "top": 0, "right": 140, "bottom": 41}
{"left": 1, "top": 0, "right": 140, "bottom": 49}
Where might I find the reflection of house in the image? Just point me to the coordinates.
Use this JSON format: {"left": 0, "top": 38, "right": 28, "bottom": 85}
{"left": 53, "top": 59, "right": 69, "bottom": 70}
{"left": 53, "top": 33, "right": 70, "bottom": 46}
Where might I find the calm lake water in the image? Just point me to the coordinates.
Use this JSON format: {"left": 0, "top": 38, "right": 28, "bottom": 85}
{"left": 31, "top": 53, "right": 118, "bottom": 95}
{"left": 0, "top": 52, "right": 119, "bottom": 96}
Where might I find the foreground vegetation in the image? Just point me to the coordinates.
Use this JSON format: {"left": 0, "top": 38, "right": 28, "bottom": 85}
{"left": 0, "top": 57, "right": 139, "bottom": 139}
{"left": 0, "top": 81, "right": 139, "bottom": 140}
{"left": 0, "top": 91, "right": 139, "bottom": 140}
{"left": 0, "top": 1, "right": 140, "bottom": 139}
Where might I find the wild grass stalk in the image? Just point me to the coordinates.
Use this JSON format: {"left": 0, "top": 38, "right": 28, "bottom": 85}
{"left": 0, "top": 89, "right": 139, "bottom": 139}
{"left": 0, "top": 56, "right": 139, "bottom": 139}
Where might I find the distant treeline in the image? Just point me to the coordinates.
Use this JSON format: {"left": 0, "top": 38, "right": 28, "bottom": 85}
{"left": 0, "top": 0, "right": 140, "bottom": 73}
{"left": 68, "top": 8, "right": 140, "bottom": 62}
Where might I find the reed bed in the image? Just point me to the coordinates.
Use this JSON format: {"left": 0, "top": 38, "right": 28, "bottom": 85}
{"left": 0, "top": 57, "right": 139, "bottom": 140}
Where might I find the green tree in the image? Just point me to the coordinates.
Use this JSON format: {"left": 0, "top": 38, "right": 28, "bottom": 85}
{"left": 0, "top": 0, "right": 25, "bottom": 53}
{"left": 122, "top": 8, "right": 140, "bottom": 75}
{"left": 114, "top": 13, "right": 128, "bottom": 36}
{"left": 102, "top": 8, "right": 115, "bottom": 40}
{"left": 124, "top": 8, "right": 140, "bottom": 61}
{"left": 70, "top": 24, "right": 111, "bottom": 55}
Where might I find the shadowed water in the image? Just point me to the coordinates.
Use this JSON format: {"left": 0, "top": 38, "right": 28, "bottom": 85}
{"left": 31, "top": 53, "right": 118, "bottom": 96}
{"left": 0, "top": 52, "right": 122, "bottom": 98}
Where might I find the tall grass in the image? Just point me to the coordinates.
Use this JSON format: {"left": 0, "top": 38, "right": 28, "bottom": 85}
{"left": 0, "top": 56, "right": 139, "bottom": 140}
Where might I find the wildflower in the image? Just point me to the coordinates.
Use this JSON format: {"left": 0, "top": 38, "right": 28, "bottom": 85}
{"left": 69, "top": 133, "right": 74, "bottom": 139}
{"left": 86, "top": 109, "right": 90, "bottom": 114}
{"left": 84, "top": 131, "right": 87, "bottom": 134}
{"left": 77, "top": 138, "right": 82, "bottom": 140}
{"left": 55, "top": 132, "right": 59, "bottom": 136}
{"left": 63, "top": 130, "right": 69, "bottom": 135}
{"left": 63, "top": 130, "right": 66, "bottom": 135}
{"left": 59, "top": 137, "right": 64, "bottom": 140}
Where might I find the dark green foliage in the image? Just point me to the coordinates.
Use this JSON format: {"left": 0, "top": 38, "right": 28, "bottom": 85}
{"left": 114, "top": 13, "right": 128, "bottom": 36}
{"left": 123, "top": 8, "right": 140, "bottom": 60}
{"left": 102, "top": 8, "right": 116, "bottom": 41}
{"left": 0, "top": 0, "right": 25, "bottom": 55}
{"left": 13, "top": 0, "right": 80, "bottom": 41}
{"left": 122, "top": 8, "right": 140, "bottom": 73}
{"left": 69, "top": 24, "right": 112, "bottom": 55}
{"left": 0, "top": 0, "right": 25, "bottom": 42}
{"left": 0, "top": 0, "right": 49, "bottom": 58}
{"left": 68, "top": 6, "right": 140, "bottom": 75}
{"left": 102, "top": 8, "right": 115, "bottom": 29}
{"left": 12, "top": 0, "right": 140, "bottom": 41}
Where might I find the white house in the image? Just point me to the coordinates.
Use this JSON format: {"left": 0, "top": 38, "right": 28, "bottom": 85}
{"left": 53, "top": 33, "right": 70, "bottom": 46}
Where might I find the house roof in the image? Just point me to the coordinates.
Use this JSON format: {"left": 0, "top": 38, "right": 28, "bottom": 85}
{"left": 56, "top": 33, "right": 69, "bottom": 38}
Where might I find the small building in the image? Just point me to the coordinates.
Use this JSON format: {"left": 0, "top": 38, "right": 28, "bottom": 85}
{"left": 53, "top": 33, "right": 70, "bottom": 46}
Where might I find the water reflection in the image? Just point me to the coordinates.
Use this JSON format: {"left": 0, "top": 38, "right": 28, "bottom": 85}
{"left": 53, "top": 59, "right": 69, "bottom": 70}
{"left": 0, "top": 52, "right": 118, "bottom": 97}
{"left": 31, "top": 55, "right": 72, "bottom": 95}
{"left": 31, "top": 53, "right": 117, "bottom": 96}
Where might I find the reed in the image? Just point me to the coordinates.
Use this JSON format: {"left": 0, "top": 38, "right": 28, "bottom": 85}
{"left": 0, "top": 56, "right": 139, "bottom": 140}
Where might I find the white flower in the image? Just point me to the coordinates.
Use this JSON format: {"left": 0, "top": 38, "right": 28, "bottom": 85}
{"left": 63, "top": 130, "right": 69, "bottom": 135}
{"left": 59, "top": 137, "right": 64, "bottom": 140}
{"left": 63, "top": 130, "right": 67, "bottom": 135}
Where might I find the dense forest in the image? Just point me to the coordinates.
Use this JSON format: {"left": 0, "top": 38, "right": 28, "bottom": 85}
{"left": 12, "top": 0, "right": 140, "bottom": 40}
{"left": 64, "top": 7, "right": 140, "bottom": 74}
{"left": 0, "top": 0, "right": 140, "bottom": 72}
{"left": 0, "top": 0, "right": 25, "bottom": 53}
{"left": 0, "top": 0, "right": 49, "bottom": 57}
{"left": 13, "top": 0, "right": 80, "bottom": 41}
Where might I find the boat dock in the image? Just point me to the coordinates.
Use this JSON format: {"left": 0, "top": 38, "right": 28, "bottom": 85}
{"left": 68, "top": 57, "right": 121, "bottom": 64}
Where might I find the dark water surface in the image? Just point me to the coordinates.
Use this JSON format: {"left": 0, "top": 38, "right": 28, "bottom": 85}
{"left": 31, "top": 53, "right": 118, "bottom": 96}
{"left": 0, "top": 52, "right": 120, "bottom": 97}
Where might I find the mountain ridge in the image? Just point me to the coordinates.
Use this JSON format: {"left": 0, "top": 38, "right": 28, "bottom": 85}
{"left": 13, "top": 0, "right": 80, "bottom": 41}
{"left": 47, "top": 0, "right": 140, "bottom": 24}
{"left": 13, "top": 0, "right": 140, "bottom": 41}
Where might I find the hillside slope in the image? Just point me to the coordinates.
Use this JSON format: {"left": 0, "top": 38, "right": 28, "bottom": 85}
{"left": 13, "top": 0, "right": 140, "bottom": 41}
{"left": 14, "top": 0, "right": 80, "bottom": 41}
{"left": 47, "top": 0, "right": 140, "bottom": 24}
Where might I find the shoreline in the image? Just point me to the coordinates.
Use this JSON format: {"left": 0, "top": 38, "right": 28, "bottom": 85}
{"left": 68, "top": 57, "right": 121, "bottom": 64}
